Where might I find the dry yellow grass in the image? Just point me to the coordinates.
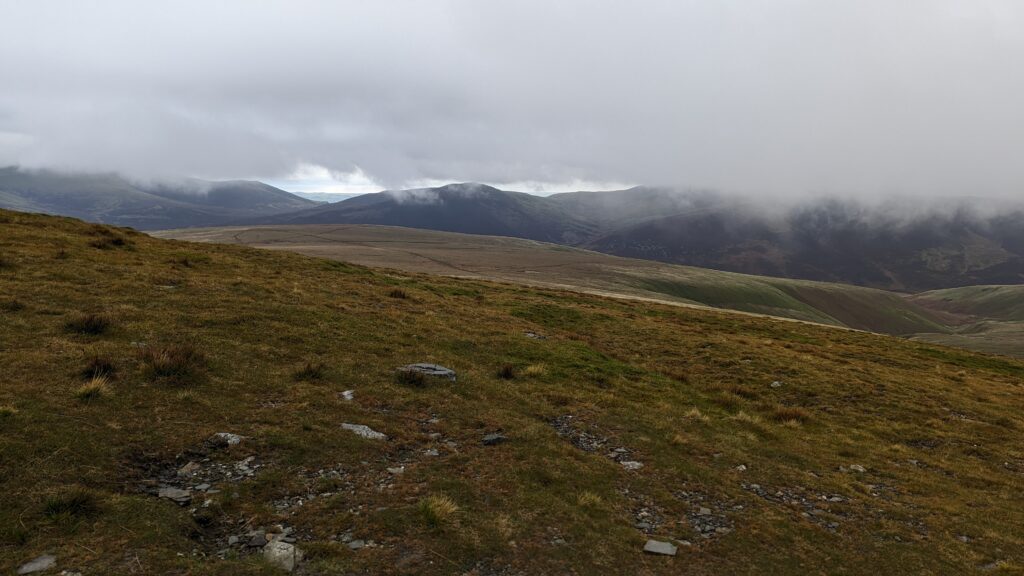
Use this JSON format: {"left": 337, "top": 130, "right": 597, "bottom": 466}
{"left": 1, "top": 209, "right": 1023, "bottom": 574}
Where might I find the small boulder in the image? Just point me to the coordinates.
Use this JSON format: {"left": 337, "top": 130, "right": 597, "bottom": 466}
{"left": 643, "top": 540, "right": 677, "bottom": 556}
{"left": 18, "top": 555, "right": 56, "bottom": 574}
{"left": 849, "top": 464, "right": 866, "bottom": 473}
{"left": 157, "top": 486, "right": 192, "bottom": 504}
{"left": 210, "top": 432, "right": 244, "bottom": 447}
{"left": 482, "top": 433, "right": 507, "bottom": 446}
{"left": 620, "top": 461, "right": 644, "bottom": 471}
{"left": 177, "top": 461, "right": 201, "bottom": 476}
{"left": 397, "top": 363, "right": 457, "bottom": 381}
{"left": 340, "top": 390, "right": 354, "bottom": 401}
{"left": 342, "top": 423, "right": 387, "bottom": 440}
{"left": 263, "top": 540, "right": 303, "bottom": 572}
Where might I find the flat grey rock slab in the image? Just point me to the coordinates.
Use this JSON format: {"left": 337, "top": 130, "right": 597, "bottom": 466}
{"left": 342, "top": 423, "right": 387, "bottom": 440}
{"left": 263, "top": 540, "right": 303, "bottom": 572}
{"left": 210, "top": 432, "right": 244, "bottom": 447}
{"left": 18, "top": 554, "right": 56, "bottom": 574}
{"left": 158, "top": 486, "right": 192, "bottom": 503}
{"left": 398, "top": 363, "right": 456, "bottom": 381}
{"left": 643, "top": 539, "right": 678, "bottom": 556}
{"left": 482, "top": 433, "right": 507, "bottom": 446}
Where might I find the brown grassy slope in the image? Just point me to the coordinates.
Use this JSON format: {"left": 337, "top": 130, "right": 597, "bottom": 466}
{"left": 155, "top": 224, "right": 951, "bottom": 337}
{"left": 2, "top": 209, "right": 1024, "bottom": 575}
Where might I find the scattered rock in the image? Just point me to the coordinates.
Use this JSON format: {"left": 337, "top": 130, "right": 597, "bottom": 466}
{"left": 524, "top": 331, "right": 547, "bottom": 340}
{"left": 620, "top": 461, "right": 644, "bottom": 471}
{"left": 248, "top": 533, "right": 268, "bottom": 548}
{"left": 735, "top": 464, "right": 747, "bottom": 472}
{"left": 424, "top": 448, "right": 440, "bottom": 457}
{"left": 157, "top": 486, "right": 192, "bottom": 504}
{"left": 342, "top": 423, "right": 387, "bottom": 440}
{"left": 849, "top": 464, "right": 866, "bottom": 473}
{"left": 177, "top": 461, "right": 201, "bottom": 476}
{"left": 18, "top": 555, "right": 56, "bottom": 575}
{"left": 770, "top": 381, "right": 783, "bottom": 388}
{"left": 340, "top": 390, "right": 354, "bottom": 401}
{"left": 643, "top": 540, "right": 677, "bottom": 556}
{"left": 482, "top": 433, "right": 507, "bottom": 446}
{"left": 263, "top": 541, "right": 303, "bottom": 572}
{"left": 348, "top": 539, "right": 366, "bottom": 550}
{"left": 387, "top": 466, "right": 405, "bottom": 475}
{"left": 210, "top": 432, "right": 244, "bottom": 447}
{"left": 397, "top": 363, "right": 457, "bottom": 381}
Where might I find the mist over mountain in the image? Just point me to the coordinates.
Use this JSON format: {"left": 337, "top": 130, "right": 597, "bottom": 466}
{"left": 251, "top": 183, "right": 1024, "bottom": 292}
{"left": 0, "top": 167, "right": 316, "bottom": 229}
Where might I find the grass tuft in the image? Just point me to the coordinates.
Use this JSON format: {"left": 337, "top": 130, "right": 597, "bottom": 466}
{"left": 769, "top": 405, "right": 811, "bottom": 424}
{"left": 292, "top": 361, "right": 327, "bottom": 382}
{"left": 577, "top": 491, "right": 603, "bottom": 507}
{"left": 75, "top": 376, "right": 110, "bottom": 401}
{"left": 81, "top": 356, "right": 116, "bottom": 380}
{"left": 43, "top": 488, "right": 100, "bottom": 522}
{"left": 387, "top": 288, "right": 409, "bottom": 299}
{"left": 64, "top": 313, "right": 112, "bottom": 335}
{"left": 0, "top": 405, "right": 18, "bottom": 418}
{"left": 418, "top": 494, "right": 459, "bottom": 527}
{"left": 522, "top": 364, "right": 547, "bottom": 377}
{"left": 1, "top": 299, "right": 25, "bottom": 313}
{"left": 140, "top": 344, "right": 207, "bottom": 385}
{"left": 497, "top": 364, "right": 517, "bottom": 380}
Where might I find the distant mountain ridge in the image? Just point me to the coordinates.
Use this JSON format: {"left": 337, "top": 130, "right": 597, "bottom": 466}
{"left": 251, "top": 183, "right": 1024, "bottom": 291}
{"left": 3, "top": 168, "right": 1022, "bottom": 291}
{"left": 0, "top": 167, "right": 316, "bottom": 229}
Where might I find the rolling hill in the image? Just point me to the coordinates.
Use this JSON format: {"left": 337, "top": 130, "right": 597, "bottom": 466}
{"left": 0, "top": 167, "right": 317, "bottom": 230}
{"left": 157, "top": 224, "right": 1024, "bottom": 356}
{"left": 2, "top": 208, "right": 1023, "bottom": 574}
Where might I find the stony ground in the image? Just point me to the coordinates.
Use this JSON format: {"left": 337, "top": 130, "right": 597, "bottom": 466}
{"left": 1, "top": 209, "right": 1023, "bottom": 575}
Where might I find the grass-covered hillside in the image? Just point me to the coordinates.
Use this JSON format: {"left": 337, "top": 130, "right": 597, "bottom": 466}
{"left": 2, "top": 209, "right": 1023, "bottom": 575}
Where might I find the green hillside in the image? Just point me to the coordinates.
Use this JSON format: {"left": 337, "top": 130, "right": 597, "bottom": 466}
{"left": 2, "top": 209, "right": 1023, "bottom": 575}
{"left": 912, "top": 285, "right": 1024, "bottom": 321}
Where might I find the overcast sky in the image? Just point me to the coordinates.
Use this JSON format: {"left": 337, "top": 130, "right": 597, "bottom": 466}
{"left": 1, "top": 1, "right": 1022, "bottom": 196}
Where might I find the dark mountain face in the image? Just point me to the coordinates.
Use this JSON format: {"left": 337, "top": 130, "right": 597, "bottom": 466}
{"left": 254, "top": 183, "right": 599, "bottom": 244}
{"left": 0, "top": 167, "right": 317, "bottom": 230}
{"left": 4, "top": 168, "right": 1020, "bottom": 291}
{"left": 586, "top": 197, "right": 1024, "bottom": 292}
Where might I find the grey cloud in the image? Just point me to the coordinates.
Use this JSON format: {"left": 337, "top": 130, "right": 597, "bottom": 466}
{"left": 1, "top": 0, "right": 1022, "bottom": 197}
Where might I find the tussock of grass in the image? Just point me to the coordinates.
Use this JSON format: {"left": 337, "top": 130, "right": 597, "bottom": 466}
{"left": 81, "top": 356, "right": 116, "bottom": 380}
{"left": 292, "top": 361, "right": 327, "bottom": 382}
{"left": 523, "top": 364, "right": 547, "bottom": 377}
{"left": 87, "top": 226, "right": 133, "bottom": 250}
{"left": 387, "top": 288, "right": 409, "bottom": 299}
{"left": 683, "top": 407, "right": 709, "bottom": 422}
{"left": 0, "top": 299, "right": 25, "bottom": 312}
{"left": 0, "top": 405, "right": 18, "bottom": 418}
{"left": 769, "top": 405, "right": 811, "bottom": 424}
{"left": 64, "top": 312, "right": 112, "bottom": 335}
{"left": 139, "top": 344, "right": 206, "bottom": 385}
{"left": 75, "top": 376, "right": 110, "bottom": 400}
{"left": 0, "top": 254, "right": 12, "bottom": 269}
{"left": 497, "top": 364, "right": 517, "bottom": 380}
{"left": 419, "top": 494, "right": 459, "bottom": 527}
{"left": 577, "top": 491, "right": 603, "bottom": 507}
{"left": 44, "top": 488, "right": 100, "bottom": 522}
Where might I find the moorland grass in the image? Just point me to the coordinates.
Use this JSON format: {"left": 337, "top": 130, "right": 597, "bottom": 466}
{"left": 0, "top": 208, "right": 1022, "bottom": 575}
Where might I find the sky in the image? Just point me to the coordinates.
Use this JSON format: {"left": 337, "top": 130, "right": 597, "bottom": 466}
{"left": 1, "top": 1, "right": 1022, "bottom": 197}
